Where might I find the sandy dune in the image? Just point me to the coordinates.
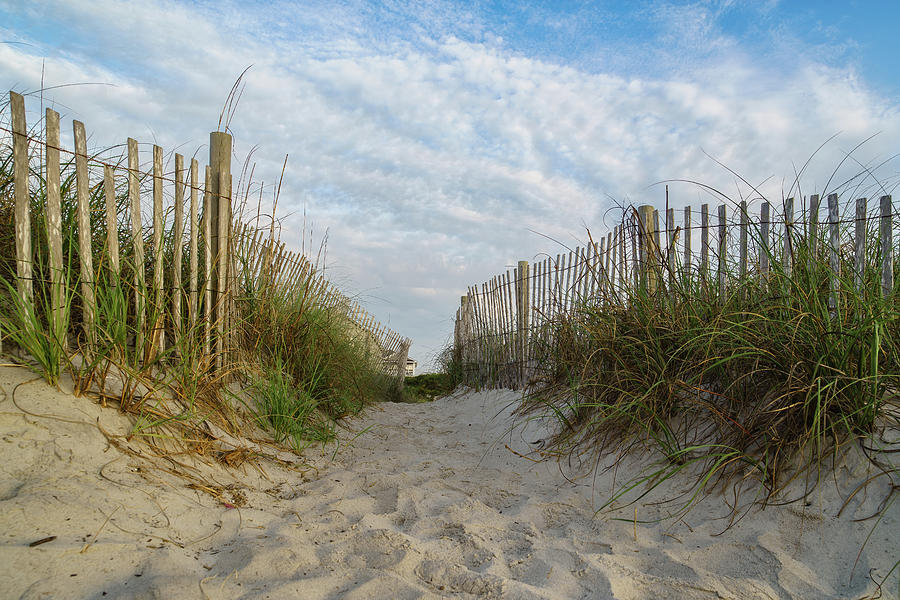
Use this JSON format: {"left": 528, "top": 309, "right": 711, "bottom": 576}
{"left": 0, "top": 364, "right": 897, "bottom": 599}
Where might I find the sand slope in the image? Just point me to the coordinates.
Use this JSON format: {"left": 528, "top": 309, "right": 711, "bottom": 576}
{"left": 0, "top": 364, "right": 897, "bottom": 599}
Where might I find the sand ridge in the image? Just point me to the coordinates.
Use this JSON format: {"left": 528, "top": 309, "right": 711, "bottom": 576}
{"left": 0, "top": 364, "right": 897, "bottom": 599}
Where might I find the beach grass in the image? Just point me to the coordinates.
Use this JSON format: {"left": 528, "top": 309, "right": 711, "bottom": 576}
{"left": 0, "top": 112, "right": 397, "bottom": 458}
{"left": 400, "top": 372, "right": 457, "bottom": 402}
{"left": 518, "top": 192, "right": 900, "bottom": 522}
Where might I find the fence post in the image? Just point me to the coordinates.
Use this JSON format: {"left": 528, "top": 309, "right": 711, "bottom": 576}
{"left": 103, "top": 166, "right": 119, "bottom": 282}
{"left": 627, "top": 221, "right": 635, "bottom": 293}
{"left": 209, "top": 131, "right": 232, "bottom": 367}
{"left": 652, "top": 210, "right": 662, "bottom": 285}
{"left": 10, "top": 92, "right": 33, "bottom": 311}
{"left": 596, "top": 239, "right": 605, "bottom": 302}
{"left": 189, "top": 159, "right": 200, "bottom": 336}
{"left": 472, "top": 285, "right": 484, "bottom": 387}
{"left": 739, "top": 201, "right": 748, "bottom": 296}
{"left": 202, "top": 166, "right": 212, "bottom": 357}
{"left": 619, "top": 224, "right": 627, "bottom": 299}
{"left": 73, "top": 120, "right": 95, "bottom": 352}
{"left": 396, "top": 340, "right": 410, "bottom": 382}
{"left": 45, "top": 108, "right": 65, "bottom": 354}
{"left": 605, "top": 231, "right": 614, "bottom": 302}
{"left": 700, "top": 204, "right": 709, "bottom": 291}
{"left": 128, "top": 138, "right": 146, "bottom": 355}
{"left": 504, "top": 271, "right": 512, "bottom": 373}
{"left": 605, "top": 230, "right": 614, "bottom": 301}
{"left": 855, "top": 198, "right": 867, "bottom": 293}
{"left": 760, "top": 202, "right": 770, "bottom": 290}
{"left": 463, "top": 293, "right": 473, "bottom": 378}
{"left": 809, "top": 194, "right": 820, "bottom": 264}
{"left": 215, "top": 172, "right": 231, "bottom": 370}
{"left": 151, "top": 145, "right": 165, "bottom": 358}
{"left": 783, "top": 197, "right": 794, "bottom": 280}
{"left": 588, "top": 243, "right": 607, "bottom": 301}
{"left": 881, "top": 196, "right": 893, "bottom": 298}
{"left": 683, "top": 206, "right": 691, "bottom": 287}
{"left": 517, "top": 260, "right": 530, "bottom": 388}
{"left": 717, "top": 204, "right": 727, "bottom": 301}
{"left": 173, "top": 154, "right": 185, "bottom": 349}
{"left": 637, "top": 205, "right": 657, "bottom": 294}
{"left": 828, "top": 194, "right": 840, "bottom": 316}
{"left": 455, "top": 295, "right": 467, "bottom": 359}
{"left": 666, "top": 207, "right": 675, "bottom": 296}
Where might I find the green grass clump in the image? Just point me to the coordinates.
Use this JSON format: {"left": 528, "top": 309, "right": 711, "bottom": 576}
{"left": 436, "top": 344, "right": 465, "bottom": 388}
{"left": 399, "top": 372, "right": 456, "bottom": 402}
{"left": 0, "top": 100, "right": 400, "bottom": 458}
{"left": 250, "top": 354, "right": 335, "bottom": 451}
{"left": 0, "top": 274, "right": 71, "bottom": 385}
{"left": 238, "top": 285, "right": 397, "bottom": 443}
{"left": 519, "top": 206, "right": 899, "bottom": 517}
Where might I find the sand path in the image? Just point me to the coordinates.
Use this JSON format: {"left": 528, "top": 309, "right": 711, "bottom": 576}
{"left": 0, "top": 365, "right": 896, "bottom": 599}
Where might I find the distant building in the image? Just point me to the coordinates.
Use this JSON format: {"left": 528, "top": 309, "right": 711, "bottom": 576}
{"left": 405, "top": 358, "right": 417, "bottom": 377}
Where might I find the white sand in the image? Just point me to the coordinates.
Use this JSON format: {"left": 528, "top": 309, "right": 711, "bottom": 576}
{"left": 1, "top": 364, "right": 897, "bottom": 599}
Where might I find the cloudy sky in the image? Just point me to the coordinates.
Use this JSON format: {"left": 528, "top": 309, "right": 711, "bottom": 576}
{"left": 2, "top": 0, "right": 899, "bottom": 369}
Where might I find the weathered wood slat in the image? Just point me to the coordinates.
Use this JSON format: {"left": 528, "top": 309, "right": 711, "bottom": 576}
{"left": 604, "top": 235, "right": 613, "bottom": 301}
{"left": 530, "top": 262, "right": 539, "bottom": 366}
{"left": 683, "top": 206, "right": 691, "bottom": 284}
{"left": 467, "top": 288, "right": 478, "bottom": 367}
{"left": 518, "top": 260, "right": 530, "bottom": 385}
{"left": 855, "top": 197, "right": 867, "bottom": 292}
{"left": 717, "top": 204, "right": 726, "bottom": 300}
{"left": 173, "top": 154, "right": 185, "bottom": 346}
{"left": 581, "top": 244, "right": 591, "bottom": 301}
{"left": 202, "top": 165, "right": 212, "bottom": 356}
{"left": 619, "top": 223, "right": 626, "bottom": 297}
{"left": 10, "top": 92, "right": 33, "bottom": 308}
{"left": 652, "top": 209, "right": 662, "bottom": 281}
{"left": 588, "top": 236, "right": 604, "bottom": 303}
{"left": 189, "top": 159, "right": 199, "bottom": 332}
{"left": 828, "top": 194, "right": 840, "bottom": 314}
{"left": 760, "top": 201, "right": 770, "bottom": 289}
{"left": 151, "top": 145, "right": 165, "bottom": 357}
{"left": 535, "top": 260, "right": 545, "bottom": 332}
{"left": 809, "top": 194, "right": 820, "bottom": 264}
{"left": 246, "top": 228, "right": 264, "bottom": 282}
{"left": 881, "top": 196, "right": 893, "bottom": 298}
{"left": 504, "top": 270, "right": 515, "bottom": 370}
{"left": 215, "top": 172, "right": 230, "bottom": 368}
{"left": 553, "top": 254, "right": 562, "bottom": 315}
{"left": 666, "top": 207, "right": 675, "bottom": 294}
{"left": 73, "top": 120, "right": 95, "bottom": 349}
{"left": 637, "top": 205, "right": 656, "bottom": 293}
{"left": 739, "top": 201, "right": 747, "bottom": 289}
{"left": 783, "top": 197, "right": 794, "bottom": 279}
{"left": 700, "top": 203, "right": 709, "bottom": 288}
{"left": 128, "top": 138, "right": 146, "bottom": 354}
{"left": 630, "top": 216, "right": 639, "bottom": 291}
{"left": 104, "top": 166, "right": 119, "bottom": 279}
{"left": 45, "top": 108, "right": 65, "bottom": 353}
{"left": 250, "top": 234, "right": 270, "bottom": 284}
{"left": 489, "top": 276, "right": 499, "bottom": 340}
{"left": 209, "top": 132, "right": 231, "bottom": 323}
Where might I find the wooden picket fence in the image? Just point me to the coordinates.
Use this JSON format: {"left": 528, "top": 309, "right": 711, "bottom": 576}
{"left": 454, "top": 193, "right": 896, "bottom": 389}
{"left": 1, "top": 91, "right": 410, "bottom": 376}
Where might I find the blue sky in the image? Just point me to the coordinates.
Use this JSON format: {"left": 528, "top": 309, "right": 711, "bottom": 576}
{"left": 2, "top": 0, "right": 899, "bottom": 369}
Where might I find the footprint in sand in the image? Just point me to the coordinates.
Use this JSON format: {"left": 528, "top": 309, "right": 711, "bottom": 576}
{"left": 414, "top": 559, "right": 505, "bottom": 597}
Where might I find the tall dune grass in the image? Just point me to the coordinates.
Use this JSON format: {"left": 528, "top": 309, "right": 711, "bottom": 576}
{"left": 518, "top": 194, "right": 899, "bottom": 519}
{"left": 0, "top": 110, "right": 399, "bottom": 456}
